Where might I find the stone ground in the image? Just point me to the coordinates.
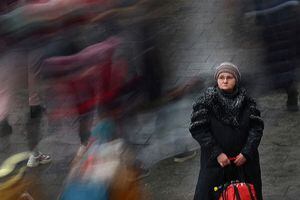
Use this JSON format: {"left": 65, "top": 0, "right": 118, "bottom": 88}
{"left": 1, "top": 0, "right": 300, "bottom": 200}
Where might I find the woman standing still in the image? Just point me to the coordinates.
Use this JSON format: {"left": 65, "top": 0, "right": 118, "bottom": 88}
{"left": 190, "top": 62, "right": 264, "bottom": 200}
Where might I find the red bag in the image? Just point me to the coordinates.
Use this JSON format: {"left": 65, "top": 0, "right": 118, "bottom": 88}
{"left": 218, "top": 181, "right": 257, "bottom": 200}
{"left": 216, "top": 157, "right": 258, "bottom": 200}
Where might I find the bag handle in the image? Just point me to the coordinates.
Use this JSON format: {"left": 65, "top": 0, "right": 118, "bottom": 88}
{"left": 223, "top": 157, "right": 246, "bottom": 182}
{"left": 228, "top": 157, "right": 236, "bottom": 161}
{"left": 220, "top": 184, "right": 243, "bottom": 200}
{"left": 234, "top": 183, "right": 256, "bottom": 200}
{"left": 233, "top": 184, "right": 242, "bottom": 200}
{"left": 245, "top": 183, "right": 256, "bottom": 200}
{"left": 225, "top": 158, "right": 256, "bottom": 200}
{"left": 221, "top": 179, "right": 255, "bottom": 200}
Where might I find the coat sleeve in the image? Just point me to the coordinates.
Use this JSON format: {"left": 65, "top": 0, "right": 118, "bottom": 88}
{"left": 189, "top": 92, "right": 223, "bottom": 160}
{"left": 241, "top": 98, "right": 264, "bottom": 160}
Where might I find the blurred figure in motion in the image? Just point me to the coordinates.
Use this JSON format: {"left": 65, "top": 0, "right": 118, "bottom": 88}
{"left": 91, "top": 0, "right": 172, "bottom": 106}
{"left": 42, "top": 36, "right": 129, "bottom": 165}
{"left": 245, "top": 0, "right": 300, "bottom": 111}
{"left": 60, "top": 140, "right": 142, "bottom": 200}
{"left": 0, "top": 0, "right": 51, "bottom": 168}
{"left": 0, "top": 1, "right": 197, "bottom": 200}
{"left": 60, "top": 103, "right": 143, "bottom": 200}
{"left": 0, "top": 0, "right": 123, "bottom": 168}
{"left": 1, "top": 1, "right": 199, "bottom": 198}
{"left": 91, "top": 0, "right": 201, "bottom": 178}
{"left": 0, "top": 152, "right": 46, "bottom": 200}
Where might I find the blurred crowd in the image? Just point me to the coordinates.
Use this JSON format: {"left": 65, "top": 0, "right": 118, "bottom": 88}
{"left": 0, "top": 0, "right": 197, "bottom": 199}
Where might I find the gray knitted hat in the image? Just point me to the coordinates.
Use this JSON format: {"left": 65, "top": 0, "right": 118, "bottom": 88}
{"left": 214, "top": 62, "right": 241, "bottom": 82}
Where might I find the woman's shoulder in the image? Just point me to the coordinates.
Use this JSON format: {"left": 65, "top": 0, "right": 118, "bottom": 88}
{"left": 198, "top": 86, "right": 217, "bottom": 101}
{"left": 193, "top": 87, "right": 217, "bottom": 109}
{"left": 240, "top": 88, "right": 257, "bottom": 106}
{"left": 239, "top": 88, "right": 262, "bottom": 115}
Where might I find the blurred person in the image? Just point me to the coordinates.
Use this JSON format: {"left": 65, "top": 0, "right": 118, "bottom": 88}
{"left": 0, "top": 0, "right": 122, "bottom": 168}
{"left": 0, "top": 0, "right": 122, "bottom": 43}
{"left": 60, "top": 139, "right": 142, "bottom": 200}
{"left": 39, "top": 1, "right": 166, "bottom": 168}
{"left": 91, "top": 0, "right": 202, "bottom": 165}
{"left": 91, "top": 0, "right": 166, "bottom": 104}
{"left": 0, "top": 152, "right": 47, "bottom": 200}
{"left": 42, "top": 36, "right": 129, "bottom": 166}
{"left": 0, "top": 49, "right": 14, "bottom": 151}
{"left": 0, "top": 0, "right": 51, "bottom": 167}
{"left": 245, "top": 0, "right": 300, "bottom": 111}
{"left": 60, "top": 103, "right": 143, "bottom": 200}
{"left": 0, "top": 0, "right": 19, "bottom": 152}
{"left": 95, "top": 109, "right": 144, "bottom": 200}
{"left": 190, "top": 62, "right": 264, "bottom": 200}
{"left": 5, "top": 1, "right": 129, "bottom": 168}
{"left": 0, "top": 44, "right": 52, "bottom": 168}
{"left": 91, "top": 0, "right": 204, "bottom": 108}
{"left": 3, "top": 0, "right": 125, "bottom": 170}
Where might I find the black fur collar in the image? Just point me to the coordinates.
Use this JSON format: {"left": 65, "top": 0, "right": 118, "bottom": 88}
{"left": 207, "top": 86, "right": 247, "bottom": 127}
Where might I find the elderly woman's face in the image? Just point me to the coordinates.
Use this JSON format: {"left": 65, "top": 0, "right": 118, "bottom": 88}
{"left": 217, "top": 72, "right": 236, "bottom": 92}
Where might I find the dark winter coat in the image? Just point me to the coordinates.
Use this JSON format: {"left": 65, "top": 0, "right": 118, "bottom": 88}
{"left": 190, "top": 86, "right": 264, "bottom": 200}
